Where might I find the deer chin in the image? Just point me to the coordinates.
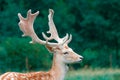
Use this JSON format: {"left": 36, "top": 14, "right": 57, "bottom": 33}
{"left": 75, "top": 59, "right": 83, "bottom": 63}
{"left": 63, "top": 59, "right": 83, "bottom": 64}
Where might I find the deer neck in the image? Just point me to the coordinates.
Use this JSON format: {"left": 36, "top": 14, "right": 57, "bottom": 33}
{"left": 50, "top": 53, "right": 68, "bottom": 80}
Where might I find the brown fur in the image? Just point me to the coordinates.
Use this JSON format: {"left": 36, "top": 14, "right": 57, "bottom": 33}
{"left": 0, "top": 71, "right": 53, "bottom": 80}
{"left": 0, "top": 54, "right": 67, "bottom": 80}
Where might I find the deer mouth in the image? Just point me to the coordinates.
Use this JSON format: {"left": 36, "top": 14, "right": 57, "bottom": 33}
{"left": 75, "top": 59, "right": 83, "bottom": 63}
{"left": 75, "top": 57, "right": 83, "bottom": 63}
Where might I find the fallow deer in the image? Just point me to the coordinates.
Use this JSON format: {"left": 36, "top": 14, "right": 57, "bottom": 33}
{"left": 0, "top": 9, "right": 83, "bottom": 80}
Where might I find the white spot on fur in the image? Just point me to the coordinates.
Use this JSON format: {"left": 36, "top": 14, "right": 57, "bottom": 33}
{"left": 11, "top": 78, "right": 14, "bottom": 80}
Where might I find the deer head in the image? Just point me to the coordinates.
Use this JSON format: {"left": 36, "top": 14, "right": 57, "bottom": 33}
{"left": 18, "top": 9, "right": 83, "bottom": 64}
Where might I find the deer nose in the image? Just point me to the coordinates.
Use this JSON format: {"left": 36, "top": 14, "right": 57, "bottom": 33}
{"left": 79, "top": 56, "right": 83, "bottom": 60}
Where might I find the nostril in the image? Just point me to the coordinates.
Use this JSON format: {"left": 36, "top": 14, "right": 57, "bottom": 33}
{"left": 80, "top": 57, "right": 83, "bottom": 60}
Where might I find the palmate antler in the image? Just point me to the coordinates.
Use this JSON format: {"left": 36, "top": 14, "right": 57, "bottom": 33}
{"left": 18, "top": 9, "right": 72, "bottom": 46}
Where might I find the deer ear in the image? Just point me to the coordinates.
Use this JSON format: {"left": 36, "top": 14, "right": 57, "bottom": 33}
{"left": 46, "top": 45, "right": 54, "bottom": 53}
{"left": 46, "top": 45, "right": 60, "bottom": 53}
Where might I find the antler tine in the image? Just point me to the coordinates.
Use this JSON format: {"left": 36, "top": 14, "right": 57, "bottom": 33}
{"left": 61, "top": 34, "right": 72, "bottom": 45}
{"left": 42, "top": 9, "right": 69, "bottom": 44}
{"left": 18, "top": 10, "right": 58, "bottom": 46}
{"left": 66, "top": 34, "right": 72, "bottom": 44}
{"left": 42, "top": 9, "right": 60, "bottom": 41}
{"left": 62, "top": 33, "right": 69, "bottom": 42}
{"left": 18, "top": 13, "right": 26, "bottom": 21}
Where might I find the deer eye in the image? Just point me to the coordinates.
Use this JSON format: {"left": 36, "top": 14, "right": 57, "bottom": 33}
{"left": 64, "top": 52, "right": 69, "bottom": 55}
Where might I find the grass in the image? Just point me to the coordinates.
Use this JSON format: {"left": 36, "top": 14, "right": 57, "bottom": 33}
{"left": 0, "top": 68, "right": 120, "bottom": 80}
{"left": 65, "top": 68, "right": 120, "bottom": 80}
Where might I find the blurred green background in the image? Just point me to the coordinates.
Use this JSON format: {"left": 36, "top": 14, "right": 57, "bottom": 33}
{"left": 0, "top": 0, "right": 120, "bottom": 80}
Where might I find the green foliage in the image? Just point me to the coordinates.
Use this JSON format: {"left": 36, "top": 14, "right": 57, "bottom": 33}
{"left": 0, "top": 37, "right": 52, "bottom": 73}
